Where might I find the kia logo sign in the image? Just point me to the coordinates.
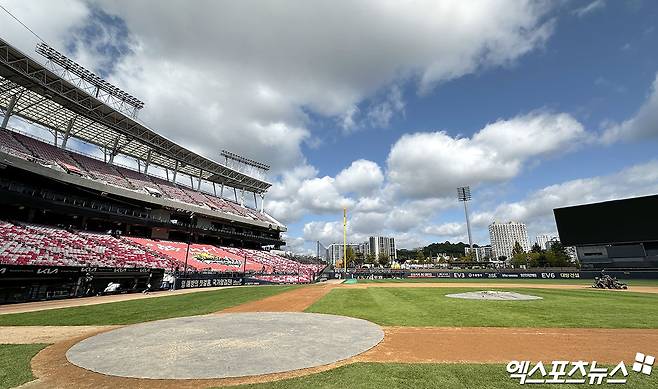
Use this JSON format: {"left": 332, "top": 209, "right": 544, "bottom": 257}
{"left": 36, "top": 268, "right": 58, "bottom": 274}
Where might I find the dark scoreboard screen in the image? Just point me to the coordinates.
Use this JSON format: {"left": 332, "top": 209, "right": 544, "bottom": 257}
{"left": 554, "top": 194, "right": 658, "bottom": 246}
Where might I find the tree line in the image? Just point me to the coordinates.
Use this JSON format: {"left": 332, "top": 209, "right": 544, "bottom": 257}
{"left": 509, "top": 241, "right": 574, "bottom": 268}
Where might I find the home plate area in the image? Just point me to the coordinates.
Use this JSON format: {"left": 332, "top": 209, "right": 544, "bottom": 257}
{"left": 66, "top": 312, "right": 384, "bottom": 379}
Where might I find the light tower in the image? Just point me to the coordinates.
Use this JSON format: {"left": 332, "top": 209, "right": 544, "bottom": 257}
{"left": 457, "top": 186, "right": 474, "bottom": 254}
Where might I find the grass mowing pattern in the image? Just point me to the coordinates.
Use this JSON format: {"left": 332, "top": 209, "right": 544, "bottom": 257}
{"left": 0, "top": 344, "right": 47, "bottom": 389}
{"left": 233, "top": 362, "right": 658, "bottom": 389}
{"left": 306, "top": 287, "right": 658, "bottom": 328}
{"left": 0, "top": 285, "right": 298, "bottom": 326}
{"left": 356, "top": 278, "right": 658, "bottom": 286}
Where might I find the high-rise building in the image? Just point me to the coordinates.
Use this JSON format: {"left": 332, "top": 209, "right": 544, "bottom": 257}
{"left": 326, "top": 243, "right": 359, "bottom": 266}
{"left": 368, "top": 236, "right": 397, "bottom": 261}
{"left": 489, "top": 221, "right": 530, "bottom": 260}
{"left": 464, "top": 245, "right": 493, "bottom": 261}
{"left": 535, "top": 234, "right": 552, "bottom": 250}
{"left": 357, "top": 242, "right": 370, "bottom": 256}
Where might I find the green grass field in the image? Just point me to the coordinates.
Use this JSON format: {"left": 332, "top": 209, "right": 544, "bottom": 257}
{"left": 306, "top": 287, "right": 658, "bottom": 328}
{"left": 234, "top": 362, "right": 658, "bottom": 389}
{"left": 4, "top": 283, "right": 658, "bottom": 388}
{"left": 0, "top": 344, "right": 47, "bottom": 389}
{"left": 3, "top": 347, "right": 654, "bottom": 389}
{"left": 0, "top": 285, "right": 297, "bottom": 326}
{"left": 355, "top": 278, "right": 658, "bottom": 286}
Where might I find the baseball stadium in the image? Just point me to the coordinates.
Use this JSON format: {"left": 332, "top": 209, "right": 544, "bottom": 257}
{"left": 2, "top": 6, "right": 658, "bottom": 389}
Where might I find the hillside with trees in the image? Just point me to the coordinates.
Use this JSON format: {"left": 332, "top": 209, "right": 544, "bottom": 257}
{"left": 397, "top": 241, "right": 476, "bottom": 263}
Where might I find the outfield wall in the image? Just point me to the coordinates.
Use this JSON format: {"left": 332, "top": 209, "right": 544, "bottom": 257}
{"left": 333, "top": 269, "right": 658, "bottom": 280}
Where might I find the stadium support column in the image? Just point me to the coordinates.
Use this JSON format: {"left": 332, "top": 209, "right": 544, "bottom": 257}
{"left": 184, "top": 213, "right": 195, "bottom": 275}
{"left": 259, "top": 194, "right": 265, "bottom": 213}
{"left": 108, "top": 137, "right": 119, "bottom": 164}
{"left": 197, "top": 169, "right": 203, "bottom": 191}
{"left": 253, "top": 192, "right": 258, "bottom": 209}
{"left": 60, "top": 117, "right": 76, "bottom": 148}
{"left": 1, "top": 93, "right": 19, "bottom": 129}
{"left": 172, "top": 161, "right": 179, "bottom": 183}
{"left": 240, "top": 189, "right": 245, "bottom": 206}
{"left": 144, "top": 150, "right": 152, "bottom": 175}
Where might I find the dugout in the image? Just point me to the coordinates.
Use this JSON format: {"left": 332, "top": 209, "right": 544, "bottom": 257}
{"left": 0, "top": 264, "right": 163, "bottom": 304}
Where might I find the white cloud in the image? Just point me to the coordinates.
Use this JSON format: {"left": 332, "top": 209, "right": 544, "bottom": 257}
{"left": 601, "top": 73, "right": 658, "bottom": 143}
{"left": 0, "top": 0, "right": 558, "bottom": 174}
{"left": 424, "top": 222, "right": 466, "bottom": 237}
{"left": 281, "top": 234, "right": 314, "bottom": 255}
{"left": 265, "top": 164, "right": 355, "bottom": 224}
{"left": 0, "top": 1, "right": 89, "bottom": 54}
{"left": 572, "top": 0, "right": 606, "bottom": 18}
{"left": 335, "top": 160, "right": 384, "bottom": 195}
{"left": 365, "top": 85, "right": 406, "bottom": 129}
{"left": 303, "top": 221, "right": 347, "bottom": 245}
{"left": 471, "top": 160, "right": 658, "bottom": 235}
{"left": 387, "top": 112, "right": 586, "bottom": 198}
{"left": 298, "top": 177, "right": 355, "bottom": 212}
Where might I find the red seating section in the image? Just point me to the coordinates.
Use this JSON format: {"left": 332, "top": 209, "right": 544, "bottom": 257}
{"left": 0, "top": 221, "right": 180, "bottom": 269}
{"left": 127, "top": 238, "right": 324, "bottom": 282}
{"left": 0, "top": 222, "right": 323, "bottom": 283}
{"left": 0, "top": 129, "right": 32, "bottom": 159}
{"left": 69, "top": 153, "right": 132, "bottom": 188}
{"left": 7, "top": 130, "right": 84, "bottom": 174}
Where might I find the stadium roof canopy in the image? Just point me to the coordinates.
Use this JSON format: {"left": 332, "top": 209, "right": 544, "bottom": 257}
{"left": 0, "top": 37, "right": 271, "bottom": 194}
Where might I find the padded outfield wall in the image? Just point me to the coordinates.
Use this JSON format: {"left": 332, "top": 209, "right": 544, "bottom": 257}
{"left": 332, "top": 269, "right": 658, "bottom": 280}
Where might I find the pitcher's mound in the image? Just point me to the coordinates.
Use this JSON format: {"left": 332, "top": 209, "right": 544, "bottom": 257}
{"left": 66, "top": 312, "right": 383, "bottom": 379}
{"left": 446, "top": 291, "right": 542, "bottom": 301}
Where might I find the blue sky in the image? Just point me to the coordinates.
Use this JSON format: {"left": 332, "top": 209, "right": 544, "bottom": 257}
{"left": 287, "top": 0, "right": 658, "bottom": 249}
{"left": 2, "top": 0, "right": 658, "bottom": 252}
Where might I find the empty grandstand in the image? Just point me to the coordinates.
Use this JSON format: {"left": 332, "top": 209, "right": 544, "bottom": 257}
{"left": 0, "top": 37, "right": 324, "bottom": 302}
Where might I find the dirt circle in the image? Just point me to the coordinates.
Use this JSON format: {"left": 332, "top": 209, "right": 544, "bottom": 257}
{"left": 445, "top": 290, "right": 542, "bottom": 300}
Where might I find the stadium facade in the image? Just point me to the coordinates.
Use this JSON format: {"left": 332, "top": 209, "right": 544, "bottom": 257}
{"left": 0, "top": 37, "right": 285, "bottom": 247}
{"left": 0, "top": 37, "right": 325, "bottom": 302}
{"left": 554, "top": 194, "right": 658, "bottom": 269}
